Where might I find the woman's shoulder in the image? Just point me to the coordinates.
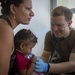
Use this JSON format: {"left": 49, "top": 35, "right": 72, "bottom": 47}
{"left": 0, "top": 18, "right": 13, "bottom": 45}
{"left": 0, "top": 18, "right": 13, "bottom": 32}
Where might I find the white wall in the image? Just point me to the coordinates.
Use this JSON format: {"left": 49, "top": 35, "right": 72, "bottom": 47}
{"left": 57, "top": 0, "right": 75, "bottom": 28}
{"left": 57, "top": 0, "right": 75, "bottom": 8}
{"left": 14, "top": 0, "right": 50, "bottom": 56}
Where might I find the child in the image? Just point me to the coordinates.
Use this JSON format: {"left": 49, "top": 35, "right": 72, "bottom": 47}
{"left": 14, "top": 29, "right": 44, "bottom": 75}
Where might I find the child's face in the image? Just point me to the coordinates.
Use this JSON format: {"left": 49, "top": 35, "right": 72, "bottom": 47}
{"left": 21, "top": 42, "right": 35, "bottom": 55}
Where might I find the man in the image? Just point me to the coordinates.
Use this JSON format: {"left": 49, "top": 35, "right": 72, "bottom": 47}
{"left": 34, "top": 6, "right": 75, "bottom": 75}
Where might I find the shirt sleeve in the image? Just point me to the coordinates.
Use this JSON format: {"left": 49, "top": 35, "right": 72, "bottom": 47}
{"left": 71, "top": 42, "right": 75, "bottom": 53}
{"left": 44, "top": 31, "right": 53, "bottom": 52}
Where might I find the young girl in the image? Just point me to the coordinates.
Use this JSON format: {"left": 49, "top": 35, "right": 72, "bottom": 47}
{"left": 14, "top": 29, "right": 44, "bottom": 75}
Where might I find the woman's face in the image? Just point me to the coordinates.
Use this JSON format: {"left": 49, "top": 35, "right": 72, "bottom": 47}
{"left": 14, "top": 0, "right": 34, "bottom": 25}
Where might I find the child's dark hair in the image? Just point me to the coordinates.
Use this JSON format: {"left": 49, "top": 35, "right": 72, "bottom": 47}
{"left": 0, "top": 0, "right": 24, "bottom": 15}
{"left": 14, "top": 29, "right": 37, "bottom": 50}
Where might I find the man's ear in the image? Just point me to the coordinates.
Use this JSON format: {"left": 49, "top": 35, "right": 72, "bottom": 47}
{"left": 10, "top": 4, "right": 16, "bottom": 14}
{"left": 68, "top": 20, "right": 72, "bottom": 26}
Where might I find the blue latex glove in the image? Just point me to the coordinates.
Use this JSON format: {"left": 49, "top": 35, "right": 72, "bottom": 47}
{"left": 29, "top": 52, "right": 33, "bottom": 57}
{"left": 34, "top": 57, "right": 49, "bottom": 72}
{"left": 26, "top": 52, "right": 34, "bottom": 59}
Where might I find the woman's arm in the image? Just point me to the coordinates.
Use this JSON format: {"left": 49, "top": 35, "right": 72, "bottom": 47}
{"left": 0, "top": 22, "right": 14, "bottom": 75}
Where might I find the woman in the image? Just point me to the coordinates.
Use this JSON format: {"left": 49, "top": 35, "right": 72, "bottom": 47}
{"left": 0, "top": 0, "right": 34, "bottom": 75}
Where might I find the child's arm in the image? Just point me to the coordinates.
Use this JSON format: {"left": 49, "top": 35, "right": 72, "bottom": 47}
{"left": 19, "top": 55, "right": 36, "bottom": 75}
{"left": 19, "top": 70, "right": 26, "bottom": 75}
{"left": 26, "top": 62, "right": 35, "bottom": 75}
{"left": 26, "top": 54, "right": 36, "bottom": 75}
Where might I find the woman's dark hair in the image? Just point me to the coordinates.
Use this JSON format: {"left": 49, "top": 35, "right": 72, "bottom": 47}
{"left": 0, "top": 0, "right": 24, "bottom": 15}
{"left": 14, "top": 29, "right": 37, "bottom": 50}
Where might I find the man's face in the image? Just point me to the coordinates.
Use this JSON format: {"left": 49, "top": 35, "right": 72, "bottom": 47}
{"left": 51, "top": 16, "right": 71, "bottom": 38}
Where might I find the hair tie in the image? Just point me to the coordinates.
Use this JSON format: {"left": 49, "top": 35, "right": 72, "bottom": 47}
{"left": 26, "top": 29, "right": 31, "bottom": 34}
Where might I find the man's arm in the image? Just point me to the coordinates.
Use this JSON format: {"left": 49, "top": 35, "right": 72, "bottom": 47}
{"left": 34, "top": 53, "right": 75, "bottom": 74}
{"left": 41, "top": 51, "right": 51, "bottom": 62}
{"left": 41, "top": 31, "right": 52, "bottom": 62}
{"left": 49, "top": 53, "right": 75, "bottom": 74}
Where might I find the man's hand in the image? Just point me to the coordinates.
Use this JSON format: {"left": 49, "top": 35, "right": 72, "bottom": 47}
{"left": 34, "top": 57, "right": 49, "bottom": 72}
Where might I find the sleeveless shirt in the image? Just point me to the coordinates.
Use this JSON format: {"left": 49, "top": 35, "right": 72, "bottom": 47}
{"left": 0, "top": 15, "right": 16, "bottom": 75}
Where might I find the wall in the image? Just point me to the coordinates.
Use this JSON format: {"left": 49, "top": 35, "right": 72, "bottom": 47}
{"left": 14, "top": 0, "right": 50, "bottom": 56}
{"left": 57, "top": 0, "right": 75, "bottom": 27}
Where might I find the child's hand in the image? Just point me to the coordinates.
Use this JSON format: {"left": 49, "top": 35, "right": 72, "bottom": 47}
{"left": 29, "top": 52, "right": 33, "bottom": 57}
{"left": 31, "top": 55, "right": 36, "bottom": 63}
